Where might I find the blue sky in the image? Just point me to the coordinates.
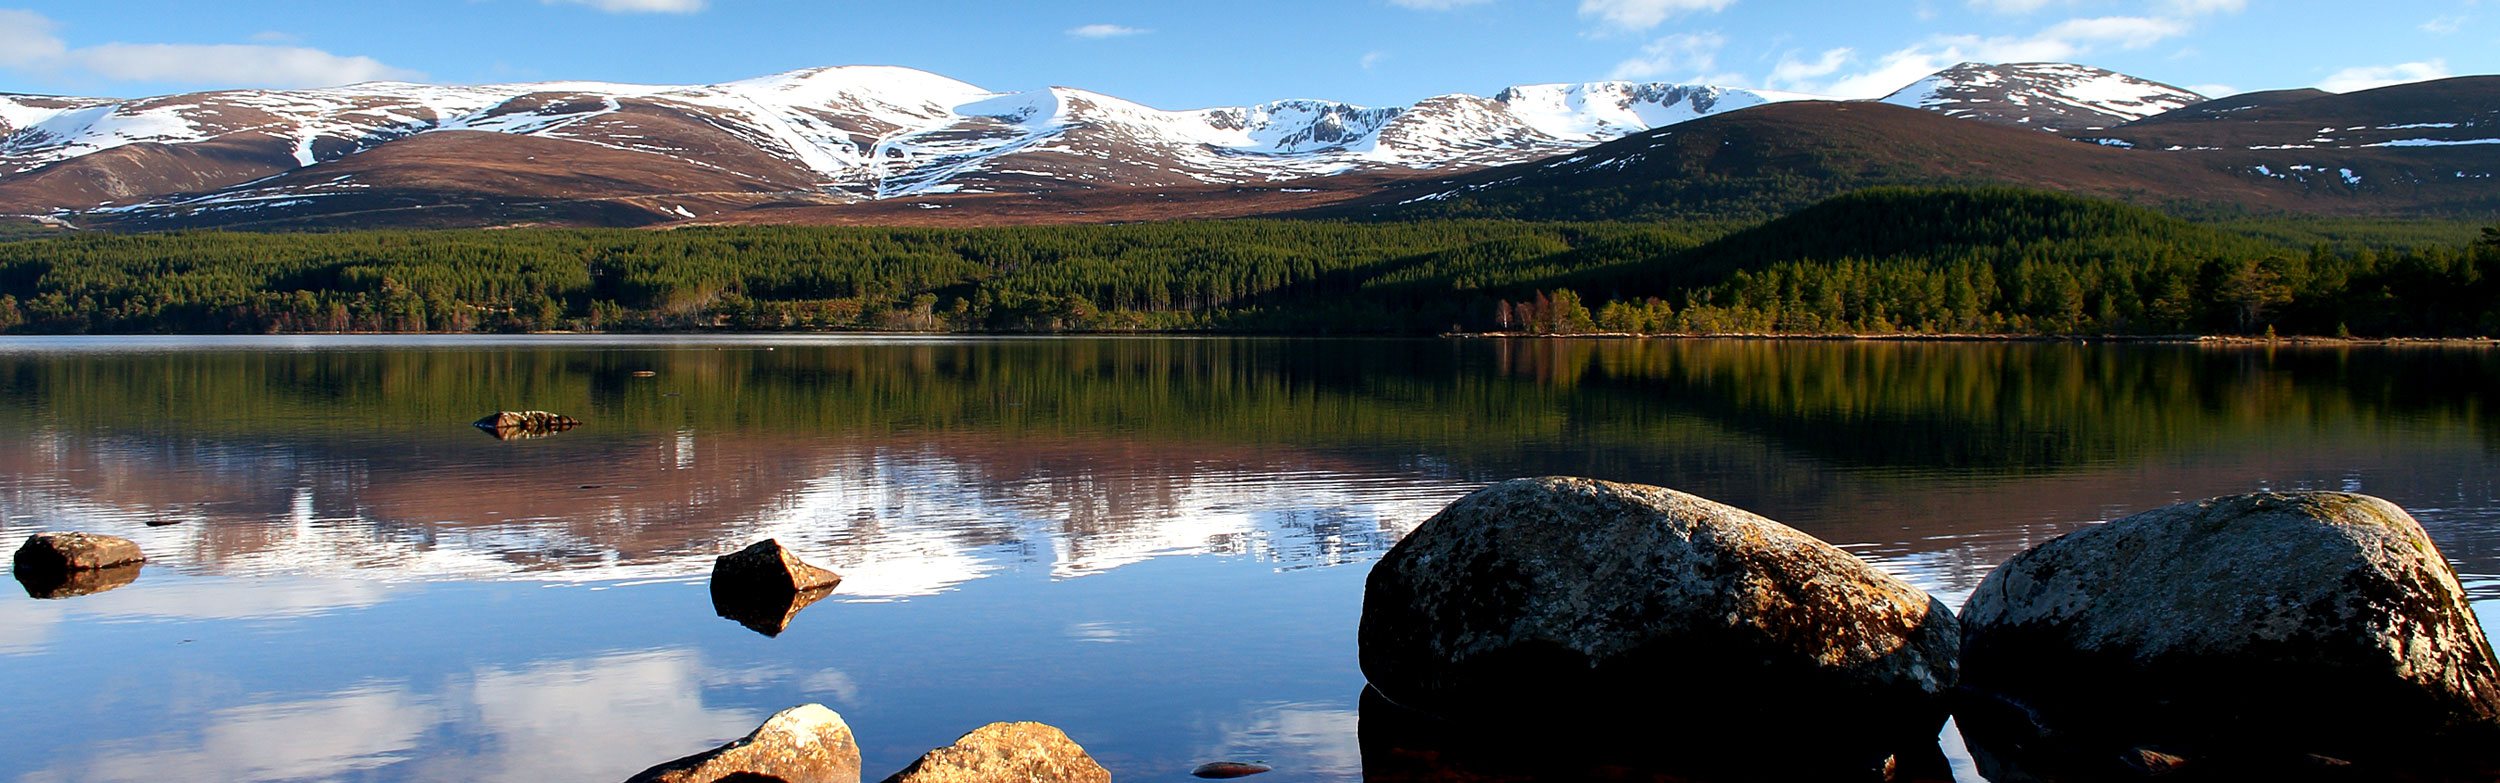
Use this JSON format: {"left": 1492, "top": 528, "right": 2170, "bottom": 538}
{"left": 0, "top": 1, "right": 2488, "bottom": 106}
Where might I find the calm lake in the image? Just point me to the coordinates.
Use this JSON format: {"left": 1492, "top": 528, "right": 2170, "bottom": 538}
{"left": 4, "top": 336, "right": 2498, "bottom": 782}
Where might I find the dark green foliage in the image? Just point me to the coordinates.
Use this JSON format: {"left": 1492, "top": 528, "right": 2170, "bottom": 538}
{"left": 0, "top": 189, "right": 2491, "bottom": 337}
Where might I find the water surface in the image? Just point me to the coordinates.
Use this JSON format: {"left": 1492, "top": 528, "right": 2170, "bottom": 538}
{"left": 4, "top": 336, "right": 2498, "bottom": 782}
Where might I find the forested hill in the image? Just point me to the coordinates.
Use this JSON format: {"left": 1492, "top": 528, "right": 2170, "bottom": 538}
{"left": 0, "top": 188, "right": 2492, "bottom": 338}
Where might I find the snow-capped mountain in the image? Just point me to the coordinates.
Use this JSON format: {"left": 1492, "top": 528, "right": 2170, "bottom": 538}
{"left": 0, "top": 66, "right": 1817, "bottom": 219}
{"left": 1881, "top": 62, "right": 2207, "bottom": 132}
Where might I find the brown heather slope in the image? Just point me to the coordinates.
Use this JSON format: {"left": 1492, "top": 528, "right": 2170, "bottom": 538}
{"left": 82, "top": 130, "right": 846, "bottom": 231}
{"left": 1328, "top": 99, "right": 2500, "bottom": 222}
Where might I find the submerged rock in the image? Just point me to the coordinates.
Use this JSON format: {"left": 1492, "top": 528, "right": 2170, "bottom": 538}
{"left": 1961, "top": 492, "right": 2500, "bottom": 767}
{"left": 624, "top": 704, "right": 861, "bottom": 783}
{"left": 473, "top": 410, "right": 581, "bottom": 439}
{"left": 1358, "top": 477, "right": 1959, "bottom": 765}
{"left": 881, "top": 722, "right": 1110, "bottom": 783}
{"left": 1190, "top": 761, "right": 1272, "bottom": 778}
{"left": 15, "top": 532, "right": 146, "bottom": 577}
{"left": 16, "top": 561, "right": 143, "bottom": 599}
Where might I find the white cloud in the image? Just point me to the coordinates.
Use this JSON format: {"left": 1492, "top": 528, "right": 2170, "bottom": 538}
{"left": 1966, "top": 0, "right": 2070, "bottom": 13}
{"left": 1608, "top": 31, "right": 1729, "bottom": 81}
{"left": 1388, "top": 0, "right": 1493, "bottom": 8}
{"left": 543, "top": 0, "right": 706, "bottom": 13}
{"left": 0, "top": 9, "right": 67, "bottom": 67}
{"left": 2158, "top": 0, "right": 2245, "bottom": 15}
{"left": 1767, "top": 47, "right": 1853, "bottom": 91}
{"left": 2186, "top": 83, "right": 2239, "bottom": 97}
{"left": 0, "top": 10, "right": 420, "bottom": 89}
{"left": 2422, "top": 15, "right": 2467, "bottom": 34}
{"left": 1066, "top": 24, "right": 1149, "bottom": 39}
{"left": 1579, "top": 0, "right": 1736, "bottom": 32}
{"left": 71, "top": 44, "right": 420, "bottom": 87}
{"left": 1361, "top": 51, "right": 1390, "bottom": 70}
{"left": 2319, "top": 60, "right": 2451, "bottom": 93}
{"left": 2039, "top": 16, "right": 2189, "bottom": 49}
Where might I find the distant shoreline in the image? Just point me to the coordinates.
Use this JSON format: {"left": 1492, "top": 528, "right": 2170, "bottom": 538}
{"left": 1445, "top": 332, "right": 2500, "bottom": 346}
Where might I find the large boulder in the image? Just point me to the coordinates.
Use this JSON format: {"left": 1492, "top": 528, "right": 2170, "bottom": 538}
{"left": 1961, "top": 492, "right": 2500, "bottom": 767}
{"left": 880, "top": 722, "right": 1110, "bottom": 783}
{"left": 1358, "top": 477, "right": 1959, "bottom": 765}
{"left": 625, "top": 704, "right": 860, "bottom": 783}
{"left": 15, "top": 532, "right": 146, "bottom": 577}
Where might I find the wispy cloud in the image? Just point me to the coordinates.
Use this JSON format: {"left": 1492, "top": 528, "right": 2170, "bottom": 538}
{"left": 1388, "top": 0, "right": 1492, "bottom": 8}
{"left": 2319, "top": 60, "right": 2450, "bottom": 93}
{"left": 0, "top": 8, "right": 418, "bottom": 88}
{"left": 1067, "top": 23, "right": 1150, "bottom": 39}
{"left": 1609, "top": 31, "right": 1734, "bottom": 81}
{"left": 543, "top": 0, "right": 706, "bottom": 13}
{"left": 1361, "top": 51, "right": 1390, "bottom": 70}
{"left": 2422, "top": 15, "right": 2467, "bottom": 34}
{"left": 1580, "top": 0, "right": 1736, "bottom": 33}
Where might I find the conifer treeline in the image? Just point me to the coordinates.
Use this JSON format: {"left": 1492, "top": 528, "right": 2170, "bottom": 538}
{"left": 0, "top": 188, "right": 2491, "bottom": 337}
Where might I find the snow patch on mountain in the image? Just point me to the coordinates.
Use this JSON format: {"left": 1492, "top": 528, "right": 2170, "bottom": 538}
{"left": 1882, "top": 62, "right": 2206, "bottom": 132}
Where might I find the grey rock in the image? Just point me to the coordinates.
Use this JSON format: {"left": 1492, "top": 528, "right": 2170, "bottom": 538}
{"left": 1961, "top": 492, "right": 2500, "bottom": 761}
{"left": 1358, "top": 477, "right": 1959, "bottom": 757}
{"left": 880, "top": 722, "right": 1110, "bottom": 783}
{"left": 625, "top": 704, "right": 861, "bottom": 783}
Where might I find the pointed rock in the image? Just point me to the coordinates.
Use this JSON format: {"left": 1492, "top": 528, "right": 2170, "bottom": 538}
{"left": 881, "top": 722, "right": 1110, "bottom": 783}
{"left": 714, "top": 539, "right": 841, "bottom": 595}
{"left": 625, "top": 704, "right": 861, "bottom": 783}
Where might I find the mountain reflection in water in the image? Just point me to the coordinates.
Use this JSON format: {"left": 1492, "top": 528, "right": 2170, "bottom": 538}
{"left": 1, "top": 337, "right": 2497, "bottom": 782}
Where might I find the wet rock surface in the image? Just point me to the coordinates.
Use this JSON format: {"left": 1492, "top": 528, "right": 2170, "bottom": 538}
{"left": 880, "top": 722, "right": 1110, "bottom": 783}
{"left": 15, "top": 532, "right": 146, "bottom": 578}
{"left": 625, "top": 704, "right": 861, "bottom": 783}
{"left": 1961, "top": 492, "right": 2500, "bottom": 770}
{"left": 16, "top": 561, "right": 143, "bottom": 599}
{"left": 1359, "top": 477, "right": 1960, "bottom": 764}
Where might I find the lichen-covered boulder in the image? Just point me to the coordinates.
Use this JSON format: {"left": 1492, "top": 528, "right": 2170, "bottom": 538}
{"left": 15, "top": 532, "right": 146, "bottom": 577}
{"left": 1358, "top": 477, "right": 1960, "bottom": 759}
{"left": 880, "top": 722, "right": 1110, "bottom": 783}
{"left": 1961, "top": 492, "right": 2500, "bottom": 764}
{"left": 625, "top": 704, "right": 860, "bottom": 783}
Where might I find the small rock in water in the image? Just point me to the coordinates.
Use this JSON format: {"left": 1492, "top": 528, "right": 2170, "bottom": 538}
{"left": 881, "top": 722, "right": 1110, "bottom": 783}
{"left": 711, "top": 540, "right": 842, "bottom": 637}
{"left": 624, "top": 704, "right": 860, "bottom": 783}
{"left": 473, "top": 411, "right": 581, "bottom": 440}
{"left": 631, "top": 370, "right": 659, "bottom": 378}
{"left": 1190, "top": 761, "right": 1273, "bottom": 778}
{"left": 2120, "top": 747, "right": 2189, "bottom": 776}
{"left": 16, "top": 532, "right": 146, "bottom": 576}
